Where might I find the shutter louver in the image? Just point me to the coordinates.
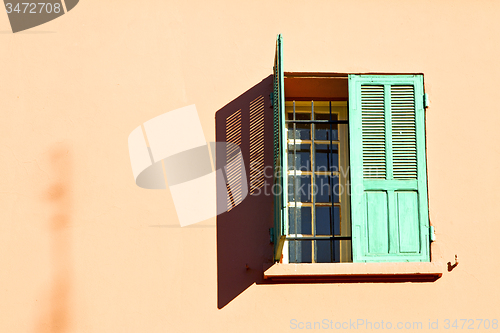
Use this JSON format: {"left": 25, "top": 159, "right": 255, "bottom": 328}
{"left": 361, "top": 85, "right": 386, "bottom": 179}
{"left": 391, "top": 85, "right": 417, "bottom": 179}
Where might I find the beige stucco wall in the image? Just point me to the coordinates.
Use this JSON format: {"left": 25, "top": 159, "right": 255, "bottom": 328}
{"left": 1, "top": 1, "right": 499, "bottom": 332}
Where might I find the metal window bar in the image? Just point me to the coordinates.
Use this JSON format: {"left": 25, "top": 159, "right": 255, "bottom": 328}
{"left": 286, "top": 120, "right": 349, "bottom": 124}
{"left": 286, "top": 101, "right": 352, "bottom": 263}
{"left": 311, "top": 101, "right": 316, "bottom": 263}
{"left": 287, "top": 235, "right": 352, "bottom": 240}
{"left": 328, "top": 101, "right": 334, "bottom": 261}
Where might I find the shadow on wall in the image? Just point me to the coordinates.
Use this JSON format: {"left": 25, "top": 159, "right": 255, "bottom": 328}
{"left": 216, "top": 75, "right": 275, "bottom": 309}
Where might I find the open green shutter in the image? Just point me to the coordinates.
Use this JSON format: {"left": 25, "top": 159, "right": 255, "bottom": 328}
{"left": 349, "top": 75, "right": 430, "bottom": 262}
{"left": 273, "top": 34, "right": 288, "bottom": 261}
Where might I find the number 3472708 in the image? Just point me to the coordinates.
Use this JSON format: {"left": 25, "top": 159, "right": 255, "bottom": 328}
{"left": 5, "top": 3, "right": 62, "bottom": 14}
{"left": 444, "top": 319, "right": 498, "bottom": 330}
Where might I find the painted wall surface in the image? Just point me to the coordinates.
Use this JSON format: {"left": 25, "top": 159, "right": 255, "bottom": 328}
{"left": 1, "top": 1, "right": 499, "bottom": 332}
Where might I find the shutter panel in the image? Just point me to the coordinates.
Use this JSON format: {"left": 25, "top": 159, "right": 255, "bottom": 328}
{"left": 349, "top": 75, "right": 430, "bottom": 262}
{"left": 273, "top": 34, "right": 288, "bottom": 261}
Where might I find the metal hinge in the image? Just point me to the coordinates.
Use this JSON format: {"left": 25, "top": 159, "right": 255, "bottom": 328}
{"left": 424, "top": 93, "right": 429, "bottom": 108}
{"left": 269, "top": 227, "right": 275, "bottom": 243}
{"left": 429, "top": 225, "right": 436, "bottom": 242}
{"left": 270, "top": 92, "right": 274, "bottom": 107}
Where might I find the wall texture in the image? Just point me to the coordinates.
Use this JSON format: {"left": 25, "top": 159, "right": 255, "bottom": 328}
{"left": 1, "top": 1, "right": 499, "bottom": 332}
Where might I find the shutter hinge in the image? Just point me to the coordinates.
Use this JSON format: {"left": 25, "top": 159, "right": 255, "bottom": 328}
{"left": 429, "top": 225, "right": 436, "bottom": 242}
{"left": 424, "top": 93, "right": 429, "bottom": 108}
{"left": 269, "top": 227, "right": 275, "bottom": 243}
{"left": 270, "top": 92, "right": 274, "bottom": 107}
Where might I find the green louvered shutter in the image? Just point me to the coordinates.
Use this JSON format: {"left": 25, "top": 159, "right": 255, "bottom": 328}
{"left": 273, "top": 34, "right": 288, "bottom": 261}
{"left": 348, "top": 75, "right": 430, "bottom": 262}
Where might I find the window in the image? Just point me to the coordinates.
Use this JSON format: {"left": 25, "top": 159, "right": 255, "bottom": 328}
{"left": 272, "top": 34, "right": 431, "bottom": 264}
{"left": 283, "top": 101, "right": 351, "bottom": 263}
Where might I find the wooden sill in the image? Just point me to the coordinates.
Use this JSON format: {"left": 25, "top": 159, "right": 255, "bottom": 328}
{"left": 263, "top": 262, "right": 443, "bottom": 283}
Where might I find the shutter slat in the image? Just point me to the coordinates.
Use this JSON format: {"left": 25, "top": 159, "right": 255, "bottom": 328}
{"left": 391, "top": 85, "right": 417, "bottom": 179}
{"left": 361, "top": 85, "right": 386, "bottom": 179}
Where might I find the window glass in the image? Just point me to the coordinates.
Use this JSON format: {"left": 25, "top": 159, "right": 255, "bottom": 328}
{"left": 288, "top": 207, "right": 312, "bottom": 235}
{"left": 284, "top": 100, "right": 351, "bottom": 263}
{"left": 315, "top": 206, "right": 340, "bottom": 235}
{"left": 289, "top": 240, "right": 312, "bottom": 263}
{"left": 315, "top": 144, "right": 338, "bottom": 172}
{"left": 315, "top": 175, "right": 340, "bottom": 203}
{"left": 288, "top": 143, "right": 311, "bottom": 171}
{"left": 288, "top": 175, "right": 311, "bottom": 202}
{"left": 315, "top": 113, "right": 338, "bottom": 141}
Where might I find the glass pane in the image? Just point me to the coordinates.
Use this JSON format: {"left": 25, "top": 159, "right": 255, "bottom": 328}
{"left": 315, "top": 175, "right": 340, "bottom": 203}
{"left": 288, "top": 175, "right": 312, "bottom": 202}
{"left": 287, "top": 144, "right": 310, "bottom": 171}
{"left": 289, "top": 240, "right": 312, "bottom": 263}
{"left": 316, "top": 240, "right": 340, "bottom": 263}
{"left": 287, "top": 113, "right": 310, "bottom": 140}
{"left": 315, "top": 144, "right": 339, "bottom": 172}
{"left": 316, "top": 240, "right": 332, "bottom": 263}
{"left": 315, "top": 113, "right": 338, "bottom": 141}
{"left": 288, "top": 207, "right": 312, "bottom": 235}
{"left": 315, "top": 206, "right": 340, "bottom": 235}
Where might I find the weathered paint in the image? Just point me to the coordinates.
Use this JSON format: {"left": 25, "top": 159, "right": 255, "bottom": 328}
{"left": 349, "top": 75, "right": 429, "bottom": 262}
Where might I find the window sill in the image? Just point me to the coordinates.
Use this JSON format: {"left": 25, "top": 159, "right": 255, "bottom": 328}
{"left": 263, "top": 262, "right": 443, "bottom": 283}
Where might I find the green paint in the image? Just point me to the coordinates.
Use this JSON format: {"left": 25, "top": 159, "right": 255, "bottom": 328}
{"left": 366, "top": 191, "right": 389, "bottom": 254}
{"left": 273, "top": 34, "right": 288, "bottom": 261}
{"left": 387, "top": 190, "right": 399, "bottom": 254}
{"left": 397, "top": 191, "right": 420, "bottom": 253}
{"left": 384, "top": 84, "right": 394, "bottom": 180}
{"left": 430, "top": 226, "right": 436, "bottom": 242}
{"left": 349, "top": 75, "right": 430, "bottom": 263}
{"left": 363, "top": 180, "right": 418, "bottom": 191}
